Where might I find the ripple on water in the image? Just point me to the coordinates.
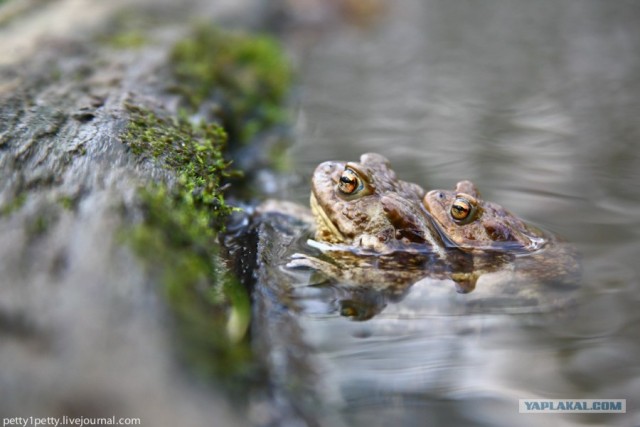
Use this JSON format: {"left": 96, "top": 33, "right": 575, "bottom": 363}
{"left": 276, "top": 0, "right": 640, "bottom": 424}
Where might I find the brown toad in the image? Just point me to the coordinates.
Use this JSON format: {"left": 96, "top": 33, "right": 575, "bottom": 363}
{"left": 423, "top": 180, "right": 547, "bottom": 252}
{"left": 422, "top": 180, "right": 580, "bottom": 290}
{"left": 310, "top": 153, "right": 442, "bottom": 252}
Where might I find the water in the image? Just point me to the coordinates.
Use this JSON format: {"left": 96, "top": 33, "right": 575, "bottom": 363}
{"left": 256, "top": 1, "right": 640, "bottom": 425}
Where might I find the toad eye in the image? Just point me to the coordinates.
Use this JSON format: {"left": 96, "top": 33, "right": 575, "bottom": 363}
{"left": 338, "top": 168, "right": 363, "bottom": 195}
{"left": 450, "top": 197, "right": 476, "bottom": 224}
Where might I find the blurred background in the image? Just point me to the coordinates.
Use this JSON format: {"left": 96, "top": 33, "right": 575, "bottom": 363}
{"left": 1, "top": 0, "right": 639, "bottom": 426}
{"left": 273, "top": 0, "right": 640, "bottom": 425}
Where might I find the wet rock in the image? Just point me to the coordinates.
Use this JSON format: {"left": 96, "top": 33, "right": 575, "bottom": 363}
{"left": 0, "top": 0, "right": 253, "bottom": 425}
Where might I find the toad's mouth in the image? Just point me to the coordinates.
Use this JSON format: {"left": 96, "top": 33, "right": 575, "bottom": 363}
{"left": 310, "top": 192, "right": 346, "bottom": 243}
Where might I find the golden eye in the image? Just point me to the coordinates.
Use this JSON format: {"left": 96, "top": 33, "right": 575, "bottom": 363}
{"left": 338, "top": 168, "right": 362, "bottom": 195}
{"left": 450, "top": 197, "right": 475, "bottom": 223}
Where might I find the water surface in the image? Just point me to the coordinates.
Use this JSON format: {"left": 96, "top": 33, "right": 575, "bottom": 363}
{"left": 265, "top": 1, "right": 640, "bottom": 425}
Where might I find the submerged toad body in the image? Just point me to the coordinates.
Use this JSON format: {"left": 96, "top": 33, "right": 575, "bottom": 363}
{"left": 310, "top": 153, "right": 441, "bottom": 251}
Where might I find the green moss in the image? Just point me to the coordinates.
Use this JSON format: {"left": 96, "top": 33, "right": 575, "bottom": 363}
{"left": 127, "top": 186, "right": 253, "bottom": 381}
{"left": 57, "top": 195, "right": 75, "bottom": 211}
{"left": 119, "top": 24, "right": 294, "bottom": 386}
{"left": 102, "top": 30, "right": 148, "bottom": 49}
{"left": 123, "top": 103, "right": 236, "bottom": 227}
{"left": 121, "top": 104, "right": 255, "bottom": 383}
{"left": 268, "top": 139, "right": 293, "bottom": 172}
{"left": 96, "top": 8, "right": 156, "bottom": 50}
{"left": 0, "top": 193, "right": 26, "bottom": 217}
{"left": 26, "top": 214, "right": 50, "bottom": 238}
{"left": 170, "top": 26, "right": 292, "bottom": 147}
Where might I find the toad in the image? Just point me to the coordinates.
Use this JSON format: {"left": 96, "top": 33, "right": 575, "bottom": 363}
{"left": 310, "top": 153, "right": 442, "bottom": 252}
{"left": 423, "top": 180, "right": 547, "bottom": 252}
